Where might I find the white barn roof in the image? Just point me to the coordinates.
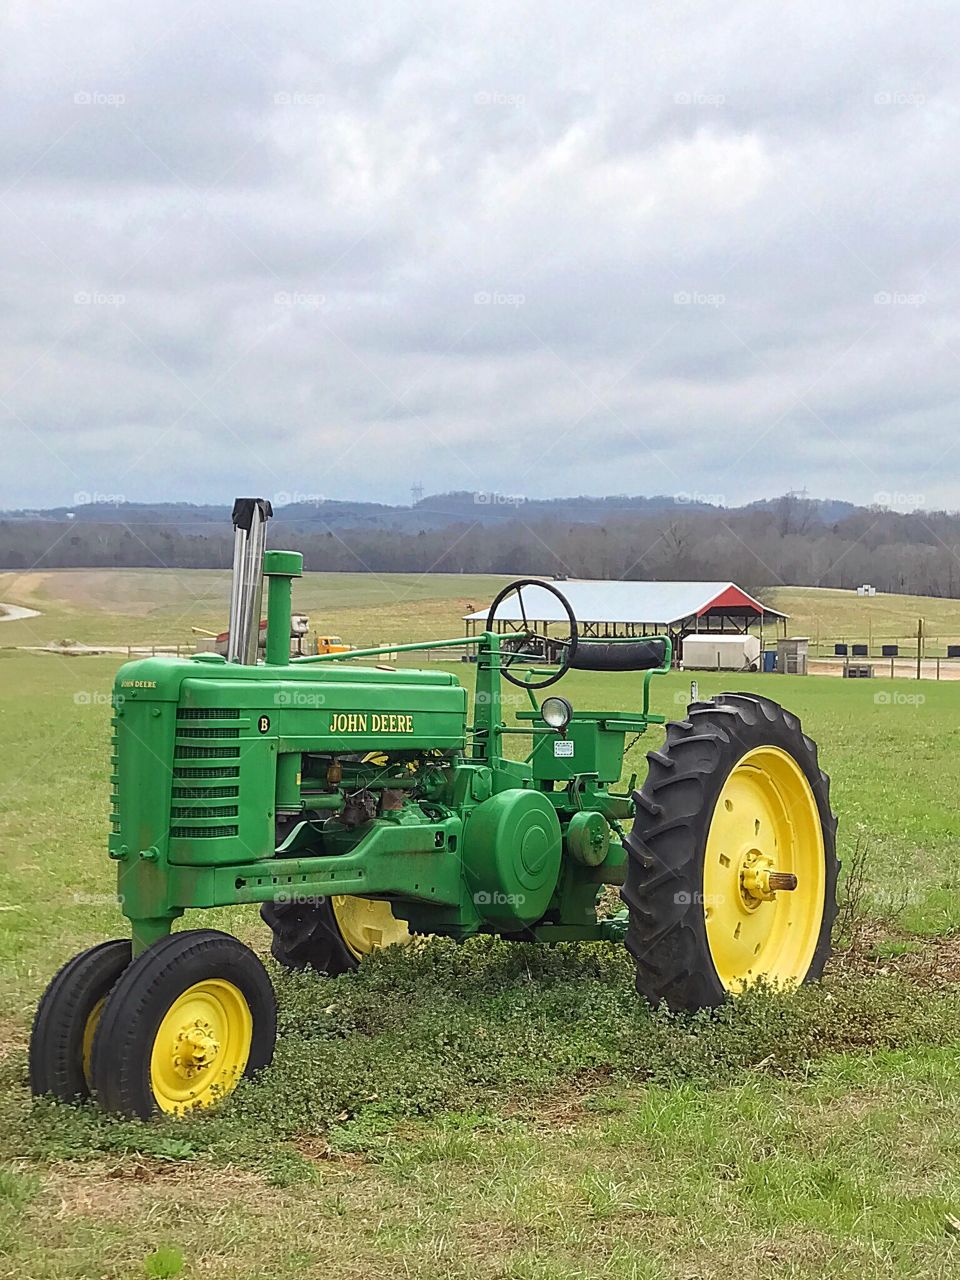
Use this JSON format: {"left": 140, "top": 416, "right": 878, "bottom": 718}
{"left": 463, "top": 581, "right": 787, "bottom": 627}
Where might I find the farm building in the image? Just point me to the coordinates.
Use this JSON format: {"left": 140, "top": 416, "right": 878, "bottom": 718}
{"left": 464, "top": 581, "right": 788, "bottom": 663}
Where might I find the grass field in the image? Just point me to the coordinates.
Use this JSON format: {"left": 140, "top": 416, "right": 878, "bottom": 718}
{"left": 4, "top": 571, "right": 960, "bottom": 659}
{"left": 768, "top": 586, "right": 960, "bottom": 652}
{"left": 0, "top": 568, "right": 511, "bottom": 649}
{"left": 2, "top": 577, "right": 960, "bottom": 1277}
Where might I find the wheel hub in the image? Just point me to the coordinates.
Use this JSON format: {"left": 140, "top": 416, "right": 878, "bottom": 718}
{"left": 740, "top": 849, "right": 799, "bottom": 907}
{"left": 172, "top": 1019, "right": 220, "bottom": 1079}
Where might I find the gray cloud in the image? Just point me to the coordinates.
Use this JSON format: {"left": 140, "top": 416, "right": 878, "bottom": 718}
{"left": 1, "top": 0, "right": 958, "bottom": 511}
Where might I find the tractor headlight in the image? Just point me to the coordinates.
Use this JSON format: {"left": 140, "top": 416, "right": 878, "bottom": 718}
{"left": 540, "top": 695, "right": 573, "bottom": 730}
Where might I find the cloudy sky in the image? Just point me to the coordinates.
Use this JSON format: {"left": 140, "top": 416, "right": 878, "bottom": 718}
{"left": 1, "top": 1, "right": 958, "bottom": 511}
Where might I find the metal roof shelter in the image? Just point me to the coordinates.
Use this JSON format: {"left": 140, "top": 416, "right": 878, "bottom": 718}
{"left": 463, "top": 581, "right": 788, "bottom": 662}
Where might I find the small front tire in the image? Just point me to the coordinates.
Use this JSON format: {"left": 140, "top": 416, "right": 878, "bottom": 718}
{"left": 90, "top": 929, "right": 276, "bottom": 1118}
{"left": 30, "top": 939, "right": 132, "bottom": 1101}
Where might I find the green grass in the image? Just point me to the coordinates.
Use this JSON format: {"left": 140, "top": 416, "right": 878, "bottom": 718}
{"left": 768, "top": 585, "right": 960, "bottom": 650}
{"left": 2, "top": 651, "right": 955, "bottom": 1008}
{"left": 2, "top": 616, "right": 960, "bottom": 1277}
{"left": 0, "top": 567, "right": 509, "bottom": 648}
{"left": 7, "top": 569, "right": 960, "bottom": 653}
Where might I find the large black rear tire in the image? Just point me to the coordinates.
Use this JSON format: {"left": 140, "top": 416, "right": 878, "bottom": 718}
{"left": 261, "top": 898, "right": 358, "bottom": 975}
{"left": 623, "top": 693, "right": 839, "bottom": 1011}
{"left": 261, "top": 894, "right": 412, "bottom": 975}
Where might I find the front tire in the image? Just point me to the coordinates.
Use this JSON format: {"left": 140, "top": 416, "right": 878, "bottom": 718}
{"left": 30, "top": 940, "right": 131, "bottom": 1101}
{"left": 90, "top": 930, "right": 276, "bottom": 1118}
{"left": 623, "top": 693, "right": 838, "bottom": 1011}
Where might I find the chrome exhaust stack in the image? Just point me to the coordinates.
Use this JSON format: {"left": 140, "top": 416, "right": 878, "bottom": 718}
{"left": 227, "top": 497, "right": 273, "bottom": 663}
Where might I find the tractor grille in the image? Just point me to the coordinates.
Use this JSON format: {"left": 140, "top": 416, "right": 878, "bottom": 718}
{"left": 175, "top": 727, "right": 241, "bottom": 740}
{"left": 171, "top": 804, "right": 239, "bottom": 819}
{"left": 177, "top": 708, "right": 241, "bottom": 720}
{"left": 109, "top": 718, "right": 120, "bottom": 835}
{"left": 172, "top": 785, "right": 239, "bottom": 800}
{"left": 175, "top": 744, "right": 241, "bottom": 759}
{"left": 170, "top": 824, "right": 240, "bottom": 840}
{"left": 173, "top": 765, "right": 240, "bottom": 780}
{"left": 170, "top": 714, "right": 250, "bottom": 840}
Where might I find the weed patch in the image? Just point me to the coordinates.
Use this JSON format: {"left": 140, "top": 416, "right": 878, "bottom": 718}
{"left": 6, "top": 937, "right": 960, "bottom": 1180}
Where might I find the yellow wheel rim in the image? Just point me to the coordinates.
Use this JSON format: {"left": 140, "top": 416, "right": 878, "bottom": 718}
{"left": 331, "top": 896, "right": 411, "bottom": 960}
{"left": 703, "top": 746, "right": 825, "bottom": 993}
{"left": 82, "top": 997, "right": 105, "bottom": 1090}
{"left": 149, "top": 979, "right": 252, "bottom": 1114}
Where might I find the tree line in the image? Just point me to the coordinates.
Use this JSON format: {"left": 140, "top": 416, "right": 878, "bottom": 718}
{"left": 2, "top": 495, "right": 960, "bottom": 600}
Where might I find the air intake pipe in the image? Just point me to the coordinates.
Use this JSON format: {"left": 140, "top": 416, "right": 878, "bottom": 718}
{"left": 226, "top": 497, "right": 272, "bottom": 663}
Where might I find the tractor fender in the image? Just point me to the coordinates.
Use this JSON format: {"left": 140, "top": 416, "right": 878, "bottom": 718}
{"left": 461, "top": 789, "right": 562, "bottom": 929}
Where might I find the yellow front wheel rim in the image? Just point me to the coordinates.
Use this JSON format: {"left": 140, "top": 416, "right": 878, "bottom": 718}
{"left": 331, "top": 896, "right": 411, "bottom": 960}
{"left": 703, "top": 746, "right": 825, "bottom": 992}
{"left": 81, "top": 997, "right": 106, "bottom": 1090}
{"left": 150, "top": 979, "right": 252, "bottom": 1114}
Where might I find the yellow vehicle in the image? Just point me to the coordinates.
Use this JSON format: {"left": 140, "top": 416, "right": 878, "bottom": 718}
{"left": 315, "top": 634, "right": 351, "bottom": 655}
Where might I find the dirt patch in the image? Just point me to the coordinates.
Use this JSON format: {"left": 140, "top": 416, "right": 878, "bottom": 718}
{"left": 504, "top": 1068, "right": 615, "bottom": 1131}
{"left": 810, "top": 657, "right": 960, "bottom": 680}
{"left": 834, "top": 932, "right": 960, "bottom": 985}
{"left": 0, "top": 1015, "right": 29, "bottom": 1068}
{"left": 293, "top": 1135, "right": 368, "bottom": 1169}
{"left": 43, "top": 1157, "right": 275, "bottom": 1220}
{"left": 0, "top": 571, "right": 50, "bottom": 602}
{"left": 0, "top": 603, "right": 41, "bottom": 622}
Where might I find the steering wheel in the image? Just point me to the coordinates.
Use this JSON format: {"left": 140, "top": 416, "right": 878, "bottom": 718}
{"left": 485, "top": 579, "right": 579, "bottom": 689}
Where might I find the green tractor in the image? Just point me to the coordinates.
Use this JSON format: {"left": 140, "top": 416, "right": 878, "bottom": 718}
{"left": 30, "top": 499, "right": 838, "bottom": 1118}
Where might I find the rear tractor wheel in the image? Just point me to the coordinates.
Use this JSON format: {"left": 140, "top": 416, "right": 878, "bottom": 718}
{"left": 261, "top": 895, "right": 412, "bottom": 975}
{"left": 623, "top": 693, "right": 838, "bottom": 1011}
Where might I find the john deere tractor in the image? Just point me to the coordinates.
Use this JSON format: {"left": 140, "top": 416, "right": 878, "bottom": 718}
{"left": 30, "top": 499, "right": 838, "bottom": 1118}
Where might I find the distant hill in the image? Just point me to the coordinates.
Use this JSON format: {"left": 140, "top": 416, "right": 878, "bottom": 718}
{"left": 4, "top": 492, "right": 960, "bottom": 601}
{"left": 743, "top": 496, "right": 860, "bottom": 523}
{"left": 2, "top": 490, "right": 830, "bottom": 532}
